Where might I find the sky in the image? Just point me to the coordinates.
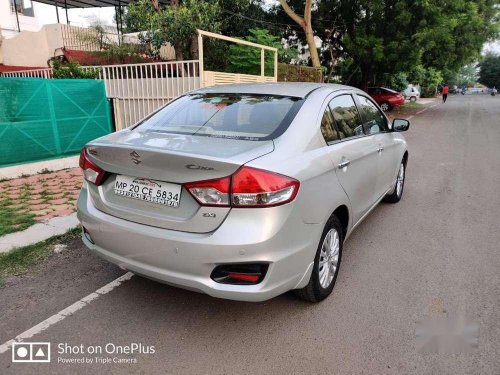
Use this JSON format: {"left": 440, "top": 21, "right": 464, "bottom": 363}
{"left": 33, "top": 2, "right": 116, "bottom": 27}
{"left": 33, "top": 2, "right": 500, "bottom": 54}
{"left": 483, "top": 40, "right": 500, "bottom": 54}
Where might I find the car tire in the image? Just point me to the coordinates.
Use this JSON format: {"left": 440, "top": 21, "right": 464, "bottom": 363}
{"left": 410, "top": 96, "right": 417, "bottom": 102}
{"left": 384, "top": 159, "right": 406, "bottom": 203}
{"left": 295, "top": 215, "right": 343, "bottom": 303}
{"left": 380, "top": 102, "right": 391, "bottom": 111}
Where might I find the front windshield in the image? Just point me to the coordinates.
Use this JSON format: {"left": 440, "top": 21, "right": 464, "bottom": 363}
{"left": 135, "top": 93, "right": 303, "bottom": 141}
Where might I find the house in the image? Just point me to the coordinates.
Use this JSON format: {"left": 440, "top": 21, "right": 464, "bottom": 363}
{"left": 0, "top": 0, "right": 41, "bottom": 38}
{"left": 1, "top": 0, "right": 176, "bottom": 69}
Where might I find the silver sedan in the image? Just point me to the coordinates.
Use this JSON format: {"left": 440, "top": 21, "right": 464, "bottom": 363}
{"left": 77, "top": 83, "right": 409, "bottom": 302}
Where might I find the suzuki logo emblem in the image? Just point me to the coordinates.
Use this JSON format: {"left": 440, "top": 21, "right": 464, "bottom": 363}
{"left": 130, "top": 151, "right": 141, "bottom": 164}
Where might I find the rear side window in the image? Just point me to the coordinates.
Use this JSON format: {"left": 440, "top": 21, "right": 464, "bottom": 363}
{"left": 356, "top": 95, "right": 388, "bottom": 135}
{"left": 320, "top": 107, "right": 340, "bottom": 143}
{"left": 328, "top": 95, "right": 364, "bottom": 139}
{"left": 136, "top": 94, "right": 303, "bottom": 141}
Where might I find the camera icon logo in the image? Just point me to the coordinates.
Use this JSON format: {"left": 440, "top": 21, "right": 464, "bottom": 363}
{"left": 12, "top": 342, "right": 50, "bottom": 363}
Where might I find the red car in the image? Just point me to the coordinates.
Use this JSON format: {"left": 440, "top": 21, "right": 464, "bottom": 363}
{"left": 367, "top": 87, "right": 405, "bottom": 111}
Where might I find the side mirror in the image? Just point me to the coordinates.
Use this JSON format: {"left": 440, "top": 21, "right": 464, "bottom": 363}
{"left": 392, "top": 118, "right": 410, "bottom": 132}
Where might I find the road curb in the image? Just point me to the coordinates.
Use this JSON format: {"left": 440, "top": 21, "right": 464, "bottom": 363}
{"left": 0, "top": 155, "right": 79, "bottom": 180}
{"left": 0, "top": 213, "right": 79, "bottom": 254}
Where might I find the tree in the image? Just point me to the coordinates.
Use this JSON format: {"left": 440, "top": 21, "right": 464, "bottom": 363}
{"left": 278, "top": 0, "right": 321, "bottom": 68}
{"left": 315, "top": 0, "right": 423, "bottom": 89}
{"left": 389, "top": 72, "right": 409, "bottom": 92}
{"left": 227, "top": 28, "right": 298, "bottom": 75}
{"left": 478, "top": 54, "right": 500, "bottom": 88}
{"left": 125, "top": 0, "right": 221, "bottom": 61}
{"left": 218, "top": 0, "right": 272, "bottom": 37}
{"left": 202, "top": 1, "right": 278, "bottom": 72}
{"left": 420, "top": 68, "right": 443, "bottom": 98}
{"left": 313, "top": 0, "right": 499, "bottom": 90}
{"left": 51, "top": 60, "right": 101, "bottom": 79}
{"left": 415, "top": 0, "right": 499, "bottom": 73}
{"left": 443, "top": 64, "right": 478, "bottom": 87}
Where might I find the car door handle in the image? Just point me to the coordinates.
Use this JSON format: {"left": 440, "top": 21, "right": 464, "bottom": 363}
{"left": 338, "top": 159, "right": 350, "bottom": 169}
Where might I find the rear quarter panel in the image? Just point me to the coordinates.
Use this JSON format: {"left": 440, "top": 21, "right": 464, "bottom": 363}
{"left": 247, "top": 88, "right": 351, "bottom": 228}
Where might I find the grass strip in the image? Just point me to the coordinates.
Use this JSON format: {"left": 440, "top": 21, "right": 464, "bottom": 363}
{"left": 0, "top": 227, "right": 81, "bottom": 285}
{"left": 401, "top": 101, "right": 425, "bottom": 109}
{"left": 0, "top": 197, "right": 36, "bottom": 236}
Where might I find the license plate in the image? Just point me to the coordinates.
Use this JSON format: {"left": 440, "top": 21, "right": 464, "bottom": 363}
{"left": 114, "top": 175, "right": 181, "bottom": 208}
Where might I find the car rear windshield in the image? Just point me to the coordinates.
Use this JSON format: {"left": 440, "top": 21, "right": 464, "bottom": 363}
{"left": 383, "top": 88, "right": 398, "bottom": 94}
{"left": 135, "top": 93, "right": 303, "bottom": 141}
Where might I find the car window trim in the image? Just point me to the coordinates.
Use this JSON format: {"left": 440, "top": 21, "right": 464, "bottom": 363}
{"left": 319, "top": 90, "right": 373, "bottom": 146}
{"left": 354, "top": 94, "right": 391, "bottom": 134}
{"left": 321, "top": 105, "right": 341, "bottom": 143}
{"left": 328, "top": 93, "right": 366, "bottom": 143}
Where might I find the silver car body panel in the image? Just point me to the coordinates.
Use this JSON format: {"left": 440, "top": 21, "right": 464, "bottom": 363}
{"left": 78, "top": 186, "right": 320, "bottom": 302}
{"left": 85, "top": 134, "right": 274, "bottom": 232}
{"left": 77, "top": 83, "right": 408, "bottom": 301}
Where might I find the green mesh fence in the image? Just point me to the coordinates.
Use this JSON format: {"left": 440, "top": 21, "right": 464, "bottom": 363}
{"left": 0, "top": 78, "right": 112, "bottom": 167}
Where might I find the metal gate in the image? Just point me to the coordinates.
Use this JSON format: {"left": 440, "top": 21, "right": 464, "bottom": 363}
{"left": 101, "top": 60, "right": 201, "bottom": 129}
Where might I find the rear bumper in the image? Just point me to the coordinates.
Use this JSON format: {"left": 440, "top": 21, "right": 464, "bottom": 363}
{"left": 77, "top": 186, "right": 320, "bottom": 302}
{"left": 389, "top": 97, "right": 405, "bottom": 106}
{"left": 404, "top": 94, "right": 419, "bottom": 99}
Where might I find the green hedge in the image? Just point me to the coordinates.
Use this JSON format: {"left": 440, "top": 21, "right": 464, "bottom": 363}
{"left": 278, "top": 63, "right": 323, "bottom": 83}
{"left": 420, "top": 86, "right": 437, "bottom": 98}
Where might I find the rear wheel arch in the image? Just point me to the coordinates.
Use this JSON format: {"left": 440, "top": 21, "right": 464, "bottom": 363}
{"left": 332, "top": 205, "right": 349, "bottom": 239}
{"left": 403, "top": 151, "right": 409, "bottom": 166}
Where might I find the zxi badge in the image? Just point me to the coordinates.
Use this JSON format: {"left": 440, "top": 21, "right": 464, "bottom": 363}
{"left": 130, "top": 151, "right": 141, "bottom": 165}
{"left": 186, "top": 164, "right": 214, "bottom": 171}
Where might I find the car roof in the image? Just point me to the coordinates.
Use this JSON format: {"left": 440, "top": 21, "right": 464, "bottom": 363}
{"left": 191, "top": 82, "right": 357, "bottom": 99}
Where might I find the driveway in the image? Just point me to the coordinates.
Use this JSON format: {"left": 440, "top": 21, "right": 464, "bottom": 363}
{"left": 1, "top": 94, "right": 499, "bottom": 374}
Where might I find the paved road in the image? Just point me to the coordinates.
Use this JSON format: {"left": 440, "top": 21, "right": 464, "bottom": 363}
{"left": 1, "top": 95, "right": 499, "bottom": 374}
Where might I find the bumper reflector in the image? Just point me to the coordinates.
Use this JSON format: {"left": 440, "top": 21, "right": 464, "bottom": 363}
{"left": 211, "top": 263, "right": 268, "bottom": 285}
{"left": 227, "top": 273, "right": 259, "bottom": 283}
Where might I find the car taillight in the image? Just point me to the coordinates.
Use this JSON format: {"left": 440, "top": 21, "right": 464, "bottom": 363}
{"left": 79, "top": 148, "right": 107, "bottom": 186}
{"left": 185, "top": 166, "right": 299, "bottom": 208}
{"left": 184, "top": 177, "right": 230, "bottom": 207}
{"left": 231, "top": 167, "right": 299, "bottom": 207}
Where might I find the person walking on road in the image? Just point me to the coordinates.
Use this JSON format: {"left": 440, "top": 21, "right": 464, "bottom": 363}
{"left": 442, "top": 84, "right": 449, "bottom": 103}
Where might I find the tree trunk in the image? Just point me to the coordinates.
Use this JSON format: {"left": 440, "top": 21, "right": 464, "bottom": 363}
{"left": 189, "top": 36, "right": 199, "bottom": 61}
{"left": 279, "top": 0, "right": 321, "bottom": 68}
{"left": 304, "top": 23, "right": 320, "bottom": 68}
{"left": 361, "top": 63, "right": 370, "bottom": 91}
{"left": 174, "top": 42, "right": 184, "bottom": 62}
{"left": 151, "top": 0, "right": 160, "bottom": 12}
{"left": 326, "top": 46, "right": 336, "bottom": 82}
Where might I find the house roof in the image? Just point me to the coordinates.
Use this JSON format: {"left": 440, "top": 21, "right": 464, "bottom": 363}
{"left": 33, "top": 0, "right": 171, "bottom": 9}
{"left": 0, "top": 65, "right": 45, "bottom": 73}
{"left": 62, "top": 49, "right": 153, "bottom": 65}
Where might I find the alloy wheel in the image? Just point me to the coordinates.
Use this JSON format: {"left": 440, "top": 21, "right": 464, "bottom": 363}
{"left": 396, "top": 163, "right": 405, "bottom": 197}
{"left": 318, "top": 228, "right": 340, "bottom": 289}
